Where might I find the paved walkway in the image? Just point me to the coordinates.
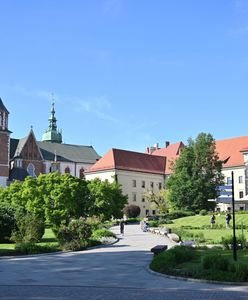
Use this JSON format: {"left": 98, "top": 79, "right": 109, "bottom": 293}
{"left": 0, "top": 224, "right": 248, "bottom": 299}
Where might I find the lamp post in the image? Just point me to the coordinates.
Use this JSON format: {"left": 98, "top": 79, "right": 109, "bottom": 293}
{"left": 231, "top": 171, "right": 237, "bottom": 261}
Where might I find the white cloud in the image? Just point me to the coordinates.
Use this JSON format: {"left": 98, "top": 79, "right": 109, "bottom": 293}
{"left": 75, "top": 96, "right": 120, "bottom": 124}
{"left": 2, "top": 84, "right": 60, "bottom": 103}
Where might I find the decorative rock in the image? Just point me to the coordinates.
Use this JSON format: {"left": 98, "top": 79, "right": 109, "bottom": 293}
{"left": 167, "top": 233, "right": 180, "bottom": 242}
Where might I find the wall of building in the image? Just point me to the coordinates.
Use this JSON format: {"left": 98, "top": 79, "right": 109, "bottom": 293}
{"left": 85, "top": 169, "right": 165, "bottom": 218}
{"left": 44, "top": 161, "right": 93, "bottom": 178}
{"left": 217, "top": 166, "right": 248, "bottom": 211}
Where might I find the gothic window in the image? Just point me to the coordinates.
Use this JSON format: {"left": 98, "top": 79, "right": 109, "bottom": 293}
{"left": 80, "top": 168, "right": 85, "bottom": 179}
{"left": 65, "top": 167, "right": 70, "bottom": 174}
{"left": 27, "top": 163, "right": 36, "bottom": 177}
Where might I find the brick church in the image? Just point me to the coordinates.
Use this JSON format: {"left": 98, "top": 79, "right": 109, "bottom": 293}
{"left": 0, "top": 98, "right": 100, "bottom": 188}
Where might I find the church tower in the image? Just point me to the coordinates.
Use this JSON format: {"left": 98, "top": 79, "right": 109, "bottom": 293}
{"left": 42, "top": 100, "right": 62, "bottom": 143}
{"left": 0, "top": 98, "right": 11, "bottom": 187}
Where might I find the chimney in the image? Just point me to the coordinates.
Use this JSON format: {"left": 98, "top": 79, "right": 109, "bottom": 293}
{"left": 146, "top": 147, "right": 150, "bottom": 154}
{"left": 154, "top": 143, "right": 159, "bottom": 150}
{"left": 165, "top": 141, "right": 170, "bottom": 148}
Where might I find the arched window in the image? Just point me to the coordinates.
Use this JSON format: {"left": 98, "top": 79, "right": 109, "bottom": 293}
{"left": 27, "top": 163, "right": 36, "bottom": 177}
{"left": 65, "top": 166, "right": 70, "bottom": 174}
{"left": 80, "top": 168, "right": 85, "bottom": 179}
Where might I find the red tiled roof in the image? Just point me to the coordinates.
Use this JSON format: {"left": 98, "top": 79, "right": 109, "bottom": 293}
{"left": 215, "top": 136, "right": 248, "bottom": 168}
{"left": 86, "top": 148, "right": 166, "bottom": 175}
{"left": 152, "top": 142, "right": 184, "bottom": 174}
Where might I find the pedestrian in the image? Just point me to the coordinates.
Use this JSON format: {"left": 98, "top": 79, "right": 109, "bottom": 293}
{"left": 120, "top": 220, "right": 124, "bottom": 235}
{"left": 210, "top": 213, "right": 215, "bottom": 228}
{"left": 143, "top": 221, "right": 148, "bottom": 232}
{"left": 226, "top": 212, "right": 231, "bottom": 229}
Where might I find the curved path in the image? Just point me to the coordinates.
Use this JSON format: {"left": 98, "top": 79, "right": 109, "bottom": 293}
{"left": 0, "top": 224, "right": 248, "bottom": 299}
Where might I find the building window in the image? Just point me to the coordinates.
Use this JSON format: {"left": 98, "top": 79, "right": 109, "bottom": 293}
{"left": 152, "top": 210, "right": 156, "bottom": 215}
{"left": 227, "top": 177, "right": 232, "bottom": 184}
{"left": 240, "top": 207, "right": 244, "bottom": 211}
{"left": 80, "top": 168, "right": 85, "bottom": 179}
{"left": 239, "top": 191, "right": 244, "bottom": 199}
{"left": 27, "top": 163, "right": 36, "bottom": 177}
{"left": 158, "top": 182, "right": 162, "bottom": 190}
{"left": 141, "top": 181, "right": 145, "bottom": 188}
{"left": 239, "top": 176, "right": 243, "bottom": 184}
{"left": 145, "top": 209, "right": 149, "bottom": 216}
{"left": 132, "top": 192, "right": 137, "bottom": 202}
{"left": 132, "top": 180, "right": 136, "bottom": 188}
{"left": 150, "top": 181, "right": 154, "bottom": 189}
{"left": 65, "top": 167, "right": 70, "bottom": 174}
{"left": 142, "top": 197, "right": 145, "bottom": 202}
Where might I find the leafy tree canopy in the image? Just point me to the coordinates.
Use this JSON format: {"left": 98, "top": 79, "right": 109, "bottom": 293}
{"left": 144, "top": 189, "right": 168, "bottom": 215}
{"left": 88, "top": 178, "right": 128, "bottom": 221}
{"left": 167, "top": 132, "right": 224, "bottom": 212}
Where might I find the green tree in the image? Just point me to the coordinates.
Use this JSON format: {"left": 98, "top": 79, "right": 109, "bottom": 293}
{"left": 167, "top": 133, "right": 224, "bottom": 211}
{"left": 144, "top": 189, "right": 168, "bottom": 215}
{"left": 37, "top": 172, "right": 93, "bottom": 230}
{"left": 88, "top": 178, "right": 128, "bottom": 221}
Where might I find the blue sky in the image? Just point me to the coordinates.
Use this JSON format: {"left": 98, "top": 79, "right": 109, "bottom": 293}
{"left": 1, "top": 0, "right": 248, "bottom": 156}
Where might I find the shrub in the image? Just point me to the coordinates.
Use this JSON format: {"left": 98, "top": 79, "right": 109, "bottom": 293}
{"left": 221, "top": 235, "right": 247, "bottom": 250}
{"left": 159, "top": 218, "right": 173, "bottom": 225}
{"left": 57, "top": 218, "right": 92, "bottom": 251}
{"left": 199, "top": 209, "right": 208, "bottom": 216}
{"left": 123, "top": 205, "right": 141, "bottom": 218}
{"left": 15, "top": 242, "right": 59, "bottom": 254}
{"left": 85, "top": 217, "right": 101, "bottom": 231}
{"left": 124, "top": 217, "right": 141, "bottom": 224}
{"left": 202, "top": 254, "right": 229, "bottom": 271}
{"left": 150, "top": 246, "right": 197, "bottom": 273}
{"left": 235, "top": 263, "right": 248, "bottom": 281}
{"left": 167, "top": 210, "right": 195, "bottom": 220}
{"left": 148, "top": 220, "right": 159, "bottom": 227}
{"left": 0, "top": 204, "right": 16, "bottom": 243}
{"left": 11, "top": 213, "right": 45, "bottom": 243}
{"left": 91, "top": 228, "right": 115, "bottom": 240}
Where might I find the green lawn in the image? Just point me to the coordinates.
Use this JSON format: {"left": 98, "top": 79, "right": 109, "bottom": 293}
{"left": 164, "top": 213, "right": 248, "bottom": 244}
{"left": 169, "top": 214, "right": 248, "bottom": 228}
{"left": 0, "top": 228, "right": 59, "bottom": 255}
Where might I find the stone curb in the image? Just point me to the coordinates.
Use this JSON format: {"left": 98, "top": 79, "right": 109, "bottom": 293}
{"left": 146, "top": 265, "right": 248, "bottom": 286}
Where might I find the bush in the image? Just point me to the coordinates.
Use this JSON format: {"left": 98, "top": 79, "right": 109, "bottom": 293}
{"left": 91, "top": 228, "right": 115, "bottom": 240}
{"left": 123, "top": 205, "right": 141, "bottom": 218}
{"left": 124, "top": 217, "right": 141, "bottom": 224}
{"left": 167, "top": 210, "right": 195, "bottom": 220}
{"left": 199, "top": 209, "right": 208, "bottom": 216}
{"left": 0, "top": 204, "right": 16, "bottom": 243}
{"left": 150, "top": 246, "right": 197, "bottom": 273}
{"left": 235, "top": 263, "right": 248, "bottom": 281}
{"left": 221, "top": 235, "right": 247, "bottom": 250}
{"left": 85, "top": 217, "right": 101, "bottom": 231}
{"left": 148, "top": 220, "right": 159, "bottom": 227}
{"left": 11, "top": 213, "right": 45, "bottom": 243}
{"left": 15, "top": 242, "right": 59, "bottom": 254}
{"left": 202, "top": 254, "right": 229, "bottom": 271}
{"left": 57, "top": 218, "right": 92, "bottom": 251}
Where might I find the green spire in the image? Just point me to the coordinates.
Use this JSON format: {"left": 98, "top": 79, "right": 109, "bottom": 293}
{"left": 42, "top": 98, "right": 62, "bottom": 143}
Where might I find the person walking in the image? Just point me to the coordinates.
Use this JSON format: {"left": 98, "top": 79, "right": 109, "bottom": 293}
{"left": 210, "top": 213, "right": 215, "bottom": 228}
{"left": 120, "top": 220, "right": 124, "bottom": 235}
{"left": 226, "top": 212, "right": 231, "bottom": 229}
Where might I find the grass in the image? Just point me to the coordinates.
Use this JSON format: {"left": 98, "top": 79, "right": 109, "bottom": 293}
{"left": 0, "top": 228, "right": 60, "bottom": 256}
{"left": 150, "top": 246, "right": 248, "bottom": 282}
{"left": 163, "top": 214, "right": 248, "bottom": 244}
